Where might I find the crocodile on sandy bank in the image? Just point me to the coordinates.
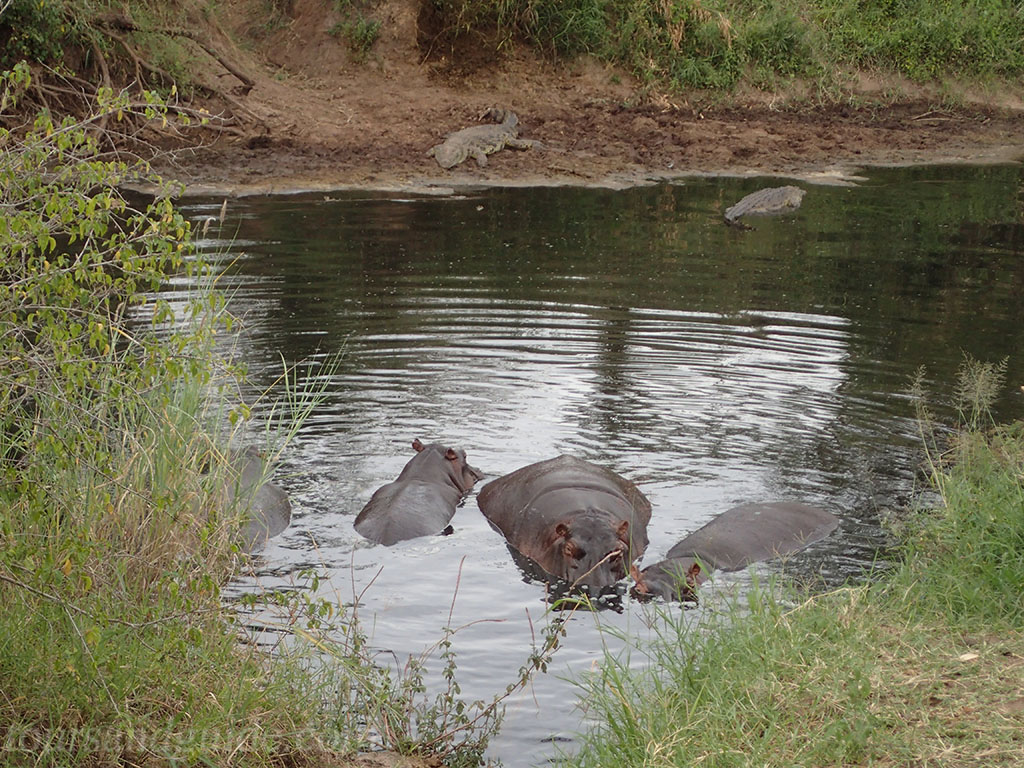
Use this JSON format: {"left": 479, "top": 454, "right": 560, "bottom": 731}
{"left": 724, "top": 185, "right": 806, "bottom": 227}
{"left": 427, "top": 108, "right": 541, "bottom": 169}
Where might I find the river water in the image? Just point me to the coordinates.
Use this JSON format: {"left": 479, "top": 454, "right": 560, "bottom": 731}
{"left": 175, "top": 164, "right": 1022, "bottom": 766}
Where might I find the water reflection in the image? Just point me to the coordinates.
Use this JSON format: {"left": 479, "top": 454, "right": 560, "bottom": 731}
{"left": 168, "top": 164, "right": 1024, "bottom": 768}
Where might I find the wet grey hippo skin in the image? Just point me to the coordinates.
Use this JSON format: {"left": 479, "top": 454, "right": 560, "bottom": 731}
{"left": 477, "top": 455, "right": 652, "bottom": 593}
{"left": 354, "top": 438, "right": 484, "bottom": 546}
{"left": 724, "top": 185, "right": 806, "bottom": 228}
{"left": 226, "top": 446, "right": 292, "bottom": 553}
{"left": 632, "top": 501, "right": 839, "bottom": 602}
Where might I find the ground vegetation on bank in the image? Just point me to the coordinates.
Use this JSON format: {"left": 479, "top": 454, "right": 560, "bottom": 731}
{"left": 3, "top": 0, "right": 1023, "bottom": 95}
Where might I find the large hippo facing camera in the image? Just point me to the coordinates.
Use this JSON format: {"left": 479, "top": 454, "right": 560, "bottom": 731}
{"left": 354, "top": 439, "right": 484, "bottom": 546}
{"left": 478, "top": 455, "right": 652, "bottom": 593}
{"left": 632, "top": 501, "right": 839, "bottom": 602}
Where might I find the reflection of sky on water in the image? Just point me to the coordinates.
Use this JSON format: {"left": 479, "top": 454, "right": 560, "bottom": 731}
{"left": 172, "top": 168, "right": 1024, "bottom": 768}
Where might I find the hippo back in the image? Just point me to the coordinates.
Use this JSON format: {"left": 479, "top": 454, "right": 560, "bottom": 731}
{"left": 478, "top": 455, "right": 651, "bottom": 529}
{"left": 228, "top": 446, "right": 292, "bottom": 553}
{"left": 353, "top": 438, "right": 483, "bottom": 546}
{"left": 633, "top": 501, "right": 839, "bottom": 602}
{"left": 666, "top": 501, "right": 838, "bottom": 571}
{"left": 354, "top": 479, "right": 460, "bottom": 546}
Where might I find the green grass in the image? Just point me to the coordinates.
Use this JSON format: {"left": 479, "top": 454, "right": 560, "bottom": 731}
{"left": 421, "top": 0, "right": 1024, "bottom": 92}
{"left": 330, "top": 0, "right": 383, "bottom": 61}
{"left": 567, "top": 360, "right": 1024, "bottom": 767}
{"left": 573, "top": 588, "right": 1024, "bottom": 767}
{"left": 3, "top": 0, "right": 1022, "bottom": 97}
{"left": 0, "top": 80, "right": 321, "bottom": 753}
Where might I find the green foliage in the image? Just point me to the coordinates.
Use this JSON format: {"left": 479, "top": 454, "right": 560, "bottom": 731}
{"left": 420, "top": 0, "right": 1023, "bottom": 92}
{"left": 5, "top": 0, "right": 1023, "bottom": 98}
{"left": 1, "top": 67, "right": 217, "bottom": 490}
{"left": 900, "top": 358, "right": 1024, "bottom": 626}
{"left": 569, "top": 586, "right": 894, "bottom": 767}
{"left": 813, "top": 0, "right": 1024, "bottom": 81}
{"left": 0, "top": 0, "right": 85, "bottom": 68}
{"left": 526, "top": 0, "right": 610, "bottom": 54}
{"left": 737, "top": 4, "right": 817, "bottom": 83}
{"left": 605, "top": 0, "right": 745, "bottom": 88}
{"left": 330, "top": 1, "right": 383, "bottom": 60}
{"left": 0, "top": 63, "right": 306, "bottom": 763}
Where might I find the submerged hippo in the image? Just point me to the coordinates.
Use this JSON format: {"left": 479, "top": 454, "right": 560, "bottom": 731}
{"left": 222, "top": 446, "right": 291, "bottom": 553}
{"left": 724, "top": 185, "right": 805, "bottom": 227}
{"left": 478, "top": 455, "right": 652, "bottom": 593}
{"left": 632, "top": 501, "right": 839, "bottom": 602}
{"left": 354, "top": 439, "right": 483, "bottom": 546}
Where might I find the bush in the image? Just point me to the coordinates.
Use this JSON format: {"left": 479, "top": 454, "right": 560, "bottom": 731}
{"left": 0, "top": 0, "right": 84, "bottom": 69}
{"left": 0, "top": 62, "right": 284, "bottom": 763}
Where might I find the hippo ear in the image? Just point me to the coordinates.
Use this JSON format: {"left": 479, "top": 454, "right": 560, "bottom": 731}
{"left": 616, "top": 519, "right": 630, "bottom": 543}
{"left": 686, "top": 561, "right": 704, "bottom": 588}
{"left": 412, "top": 439, "right": 425, "bottom": 452}
{"left": 445, "top": 447, "right": 458, "bottom": 461}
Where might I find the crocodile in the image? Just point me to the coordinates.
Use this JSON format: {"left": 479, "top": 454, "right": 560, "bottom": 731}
{"left": 427, "top": 108, "right": 540, "bottom": 169}
{"left": 724, "top": 185, "right": 806, "bottom": 227}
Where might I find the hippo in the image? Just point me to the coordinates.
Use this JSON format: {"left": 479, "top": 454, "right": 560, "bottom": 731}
{"left": 477, "top": 455, "right": 652, "bottom": 594}
{"left": 724, "top": 185, "right": 805, "bottom": 228}
{"left": 354, "top": 438, "right": 484, "bottom": 546}
{"left": 219, "top": 446, "right": 291, "bottom": 553}
{"left": 632, "top": 501, "right": 839, "bottom": 602}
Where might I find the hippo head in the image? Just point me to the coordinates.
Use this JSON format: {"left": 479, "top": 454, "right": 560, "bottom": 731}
{"left": 412, "top": 438, "right": 483, "bottom": 492}
{"left": 543, "top": 511, "right": 635, "bottom": 593}
{"left": 630, "top": 558, "right": 705, "bottom": 603}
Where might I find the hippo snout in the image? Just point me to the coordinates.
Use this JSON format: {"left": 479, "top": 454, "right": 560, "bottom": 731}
{"left": 570, "top": 544, "right": 629, "bottom": 591}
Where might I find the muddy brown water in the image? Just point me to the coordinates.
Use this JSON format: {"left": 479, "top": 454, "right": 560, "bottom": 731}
{"left": 166, "top": 164, "right": 1023, "bottom": 766}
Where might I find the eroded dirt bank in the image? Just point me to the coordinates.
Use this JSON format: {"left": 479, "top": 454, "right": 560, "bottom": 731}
{"left": 147, "top": 0, "right": 1024, "bottom": 196}
{"left": 159, "top": 88, "right": 1024, "bottom": 196}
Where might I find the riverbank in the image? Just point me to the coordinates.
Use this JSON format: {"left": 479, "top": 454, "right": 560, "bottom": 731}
{"left": 155, "top": 92, "right": 1024, "bottom": 197}
{"left": 5, "top": 0, "right": 1023, "bottom": 196}
{"left": 149, "top": 50, "right": 1024, "bottom": 197}
{"left": 151, "top": 2, "right": 1018, "bottom": 195}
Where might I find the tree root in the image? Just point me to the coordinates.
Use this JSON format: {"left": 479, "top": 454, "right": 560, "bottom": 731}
{"left": 98, "top": 12, "right": 255, "bottom": 93}
{"left": 2, "top": 7, "right": 269, "bottom": 159}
